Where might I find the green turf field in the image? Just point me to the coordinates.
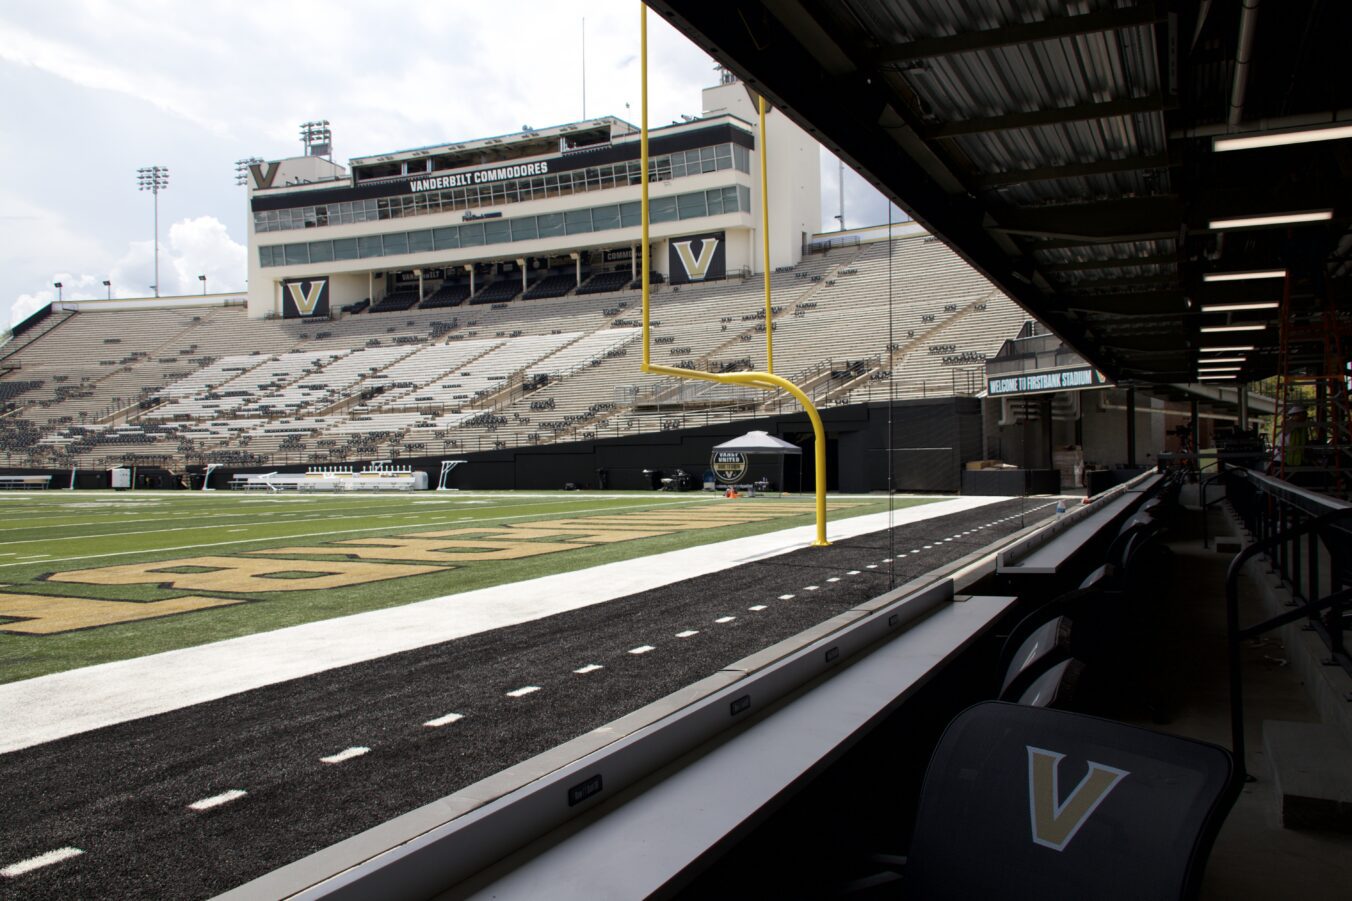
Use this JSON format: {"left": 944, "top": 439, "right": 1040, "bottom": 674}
{"left": 0, "top": 490, "right": 932, "bottom": 683}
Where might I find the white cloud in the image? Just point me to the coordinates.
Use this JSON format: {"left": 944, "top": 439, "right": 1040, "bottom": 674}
{"left": 8, "top": 215, "right": 245, "bottom": 326}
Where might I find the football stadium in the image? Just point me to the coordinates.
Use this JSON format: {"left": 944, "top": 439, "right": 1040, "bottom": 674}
{"left": 2, "top": 1, "right": 1351, "bottom": 898}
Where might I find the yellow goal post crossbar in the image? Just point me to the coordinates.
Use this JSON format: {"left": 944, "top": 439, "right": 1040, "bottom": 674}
{"left": 639, "top": 3, "right": 828, "bottom": 546}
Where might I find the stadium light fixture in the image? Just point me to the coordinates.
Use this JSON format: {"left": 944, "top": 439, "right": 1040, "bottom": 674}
{"left": 1198, "top": 356, "right": 1247, "bottom": 364}
{"left": 1202, "top": 269, "right": 1285, "bottom": 282}
{"left": 1198, "top": 373, "right": 1239, "bottom": 380}
{"left": 53, "top": 281, "right": 62, "bottom": 302}
{"left": 235, "top": 157, "right": 263, "bottom": 187}
{"left": 1214, "top": 123, "right": 1352, "bottom": 152}
{"left": 1199, "top": 301, "right": 1281, "bottom": 313}
{"left": 299, "top": 120, "right": 332, "bottom": 159}
{"left": 1201, "top": 324, "right": 1267, "bottom": 333}
{"left": 102, "top": 280, "right": 111, "bottom": 299}
{"left": 198, "top": 274, "right": 207, "bottom": 295}
{"left": 137, "top": 166, "right": 169, "bottom": 298}
{"left": 1201, "top": 345, "right": 1256, "bottom": 352}
{"left": 1208, "top": 210, "right": 1332, "bottom": 230}
{"left": 1198, "top": 366, "right": 1242, "bottom": 373}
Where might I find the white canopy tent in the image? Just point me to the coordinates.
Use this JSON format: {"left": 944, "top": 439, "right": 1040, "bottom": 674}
{"left": 711, "top": 430, "right": 802, "bottom": 493}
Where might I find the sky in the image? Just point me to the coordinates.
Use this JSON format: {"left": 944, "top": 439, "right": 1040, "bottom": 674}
{"left": 0, "top": 0, "right": 903, "bottom": 329}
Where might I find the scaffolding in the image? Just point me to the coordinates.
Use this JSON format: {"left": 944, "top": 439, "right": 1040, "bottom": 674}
{"left": 1273, "top": 271, "right": 1352, "bottom": 496}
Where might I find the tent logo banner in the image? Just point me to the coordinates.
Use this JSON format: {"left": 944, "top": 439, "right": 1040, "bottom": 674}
{"left": 711, "top": 451, "right": 748, "bottom": 483}
{"left": 669, "top": 231, "right": 726, "bottom": 284}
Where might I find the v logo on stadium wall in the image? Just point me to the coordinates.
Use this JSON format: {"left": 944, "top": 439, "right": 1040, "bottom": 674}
{"left": 0, "top": 503, "right": 836, "bottom": 635}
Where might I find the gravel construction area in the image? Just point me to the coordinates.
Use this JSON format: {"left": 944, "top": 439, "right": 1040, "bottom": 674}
{"left": 0, "top": 497, "right": 1055, "bottom": 899}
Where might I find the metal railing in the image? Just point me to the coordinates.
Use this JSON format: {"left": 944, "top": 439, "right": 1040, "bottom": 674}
{"left": 1221, "top": 466, "right": 1352, "bottom": 776}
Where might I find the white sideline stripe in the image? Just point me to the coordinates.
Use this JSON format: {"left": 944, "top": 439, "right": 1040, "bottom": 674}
{"left": 188, "top": 789, "right": 247, "bottom": 811}
{"left": 0, "top": 497, "right": 1011, "bottom": 753}
{"left": 423, "top": 713, "right": 464, "bottom": 727}
{"left": 573, "top": 664, "right": 604, "bottom": 674}
{"left": 628, "top": 645, "right": 656, "bottom": 655}
{"left": 506, "top": 686, "right": 541, "bottom": 697}
{"left": 321, "top": 746, "right": 370, "bottom": 764}
{"left": 1, "top": 847, "right": 84, "bottom": 878}
{"left": 675, "top": 630, "right": 699, "bottom": 638}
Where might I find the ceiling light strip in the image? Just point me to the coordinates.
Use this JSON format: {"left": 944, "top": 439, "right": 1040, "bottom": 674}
{"left": 1208, "top": 210, "right": 1333, "bottom": 230}
{"left": 1214, "top": 124, "right": 1352, "bottom": 152}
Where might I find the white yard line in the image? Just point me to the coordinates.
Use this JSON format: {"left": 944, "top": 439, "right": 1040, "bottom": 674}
{"left": 0, "top": 497, "right": 720, "bottom": 567}
{"left": 188, "top": 789, "right": 247, "bottom": 812}
{"left": 1, "top": 847, "right": 84, "bottom": 878}
{"left": 423, "top": 712, "right": 465, "bottom": 727}
{"left": 320, "top": 747, "right": 370, "bottom": 764}
{"left": 0, "top": 496, "right": 1010, "bottom": 753}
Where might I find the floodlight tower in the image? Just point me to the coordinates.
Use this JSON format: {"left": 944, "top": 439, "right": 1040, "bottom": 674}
{"left": 137, "top": 166, "right": 169, "bottom": 297}
{"left": 299, "top": 120, "right": 332, "bottom": 160}
{"left": 235, "top": 157, "right": 263, "bottom": 186}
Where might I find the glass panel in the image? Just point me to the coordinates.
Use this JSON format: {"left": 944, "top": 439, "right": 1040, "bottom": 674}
{"left": 460, "top": 223, "right": 485, "bottom": 246}
{"left": 433, "top": 227, "right": 460, "bottom": 250}
{"left": 332, "top": 238, "right": 359, "bottom": 260}
{"left": 737, "top": 185, "right": 750, "bottom": 212}
{"left": 706, "top": 189, "right": 723, "bottom": 215}
{"left": 537, "top": 212, "right": 565, "bottom": 237}
{"left": 591, "top": 205, "right": 620, "bottom": 231}
{"left": 283, "top": 243, "right": 309, "bottom": 265}
{"left": 677, "top": 192, "right": 706, "bottom": 219}
{"left": 564, "top": 208, "right": 592, "bottom": 234}
{"left": 308, "top": 241, "right": 334, "bottom": 263}
{"left": 383, "top": 232, "right": 409, "bottom": 255}
{"left": 407, "top": 230, "right": 434, "bottom": 253}
{"left": 650, "top": 196, "right": 678, "bottom": 223}
{"left": 259, "top": 246, "right": 274, "bottom": 267}
{"left": 483, "top": 219, "right": 511, "bottom": 244}
{"left": 358, "top": 235, "right": 384, "bottom": 258}
{"left": 715, "top": 144, "right": 732, "bottom": 170}
{"left": 511, "top": 217, "right": 539, "bottom": 241}
{"left": 619, "top": 201, "right": 641, "bottom": 227}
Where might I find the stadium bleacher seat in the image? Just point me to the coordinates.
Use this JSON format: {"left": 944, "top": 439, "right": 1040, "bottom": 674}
{"left": 522, "top": 273, "right": 576, "bottom": 300}
{"left": 470, "top": 280, "right": 522, "bottom": 305}
{"left": 420, "top": 283, "right": 471, "bottom": 309}
{"left": 576, "top": 271, "right": 631, "bottom": 295}
{"left": 368, "top": 291, "right": 420, "bottom": 314}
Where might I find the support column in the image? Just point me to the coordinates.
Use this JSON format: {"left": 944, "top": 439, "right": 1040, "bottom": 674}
{"left": 1043, "top": 395, "right": 1054, "bottom": 472}
{"left": 1238, "top": 384, "right": 1249, "bottom": 430}
{"left": 1190, "top": 398, "right": 1199, "bottom": 469}
{"left": 1126, "top": 387, "right": 1137, "bottom": 467}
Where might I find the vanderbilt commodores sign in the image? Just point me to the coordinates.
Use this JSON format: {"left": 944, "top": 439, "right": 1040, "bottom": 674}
{"left": 668, "top": 231, "right": 726, "bottom": 284}
{"left": 282, "top": 277, "right": 330, "bottom": 319}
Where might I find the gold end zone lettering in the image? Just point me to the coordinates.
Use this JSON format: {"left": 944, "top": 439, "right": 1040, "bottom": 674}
{"left": 48, "top": 557, "right": 448, "bottom": 592}
{"left": 253, "top": 536, "right": 585, "bottom": 563}
{"left": 0, "top": 593, "right": 243, "bottom": 635}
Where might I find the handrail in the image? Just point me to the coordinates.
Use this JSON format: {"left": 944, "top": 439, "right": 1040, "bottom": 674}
{"left": 1223, "top": 505, "right": 1352, "bottom": 778}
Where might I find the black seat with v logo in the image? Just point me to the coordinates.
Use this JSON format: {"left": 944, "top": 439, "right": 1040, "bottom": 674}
{"left": 904, "top": 702, "right": 1237, "bottom": 900}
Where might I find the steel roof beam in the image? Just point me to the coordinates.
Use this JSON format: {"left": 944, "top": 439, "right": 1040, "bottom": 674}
{"left": 973, "top": 154, "right": 1173, "bottom": 189}
{"left": 926, "top": 94, "right": 1167, "bottom": 139}
{"left": 873, "top": 4, "right": 1166, "bottom": 62}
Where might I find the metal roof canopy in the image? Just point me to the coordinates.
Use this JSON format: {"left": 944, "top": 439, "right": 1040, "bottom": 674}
{"left": 649, "top": 0, "right": 1352, "bottom": 386}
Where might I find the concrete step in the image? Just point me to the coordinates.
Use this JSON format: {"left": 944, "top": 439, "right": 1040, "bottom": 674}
{"left": 1262, "top": 719, "right": 1352, "bottom": 833}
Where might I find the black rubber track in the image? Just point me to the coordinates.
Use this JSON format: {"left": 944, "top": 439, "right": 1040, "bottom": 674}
{"left": 0, "top": 498, "right": 1054, "bottom": 899}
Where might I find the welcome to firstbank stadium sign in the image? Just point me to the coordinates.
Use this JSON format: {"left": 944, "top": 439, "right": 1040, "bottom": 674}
{"left": 987, "top": 366, "right": 1109, "bottom": 397}
{"left": 409, "top": 161, "right": 550, "bottom": 193}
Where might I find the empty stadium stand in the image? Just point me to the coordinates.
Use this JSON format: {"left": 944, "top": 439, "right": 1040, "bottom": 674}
{"left": 0, "top": 234, "right": 1029, "bottom": 470}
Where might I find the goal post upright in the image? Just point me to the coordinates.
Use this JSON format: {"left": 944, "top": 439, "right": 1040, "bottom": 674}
{"left": 639, "top": 2, "right": 828, "bottom": 546}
